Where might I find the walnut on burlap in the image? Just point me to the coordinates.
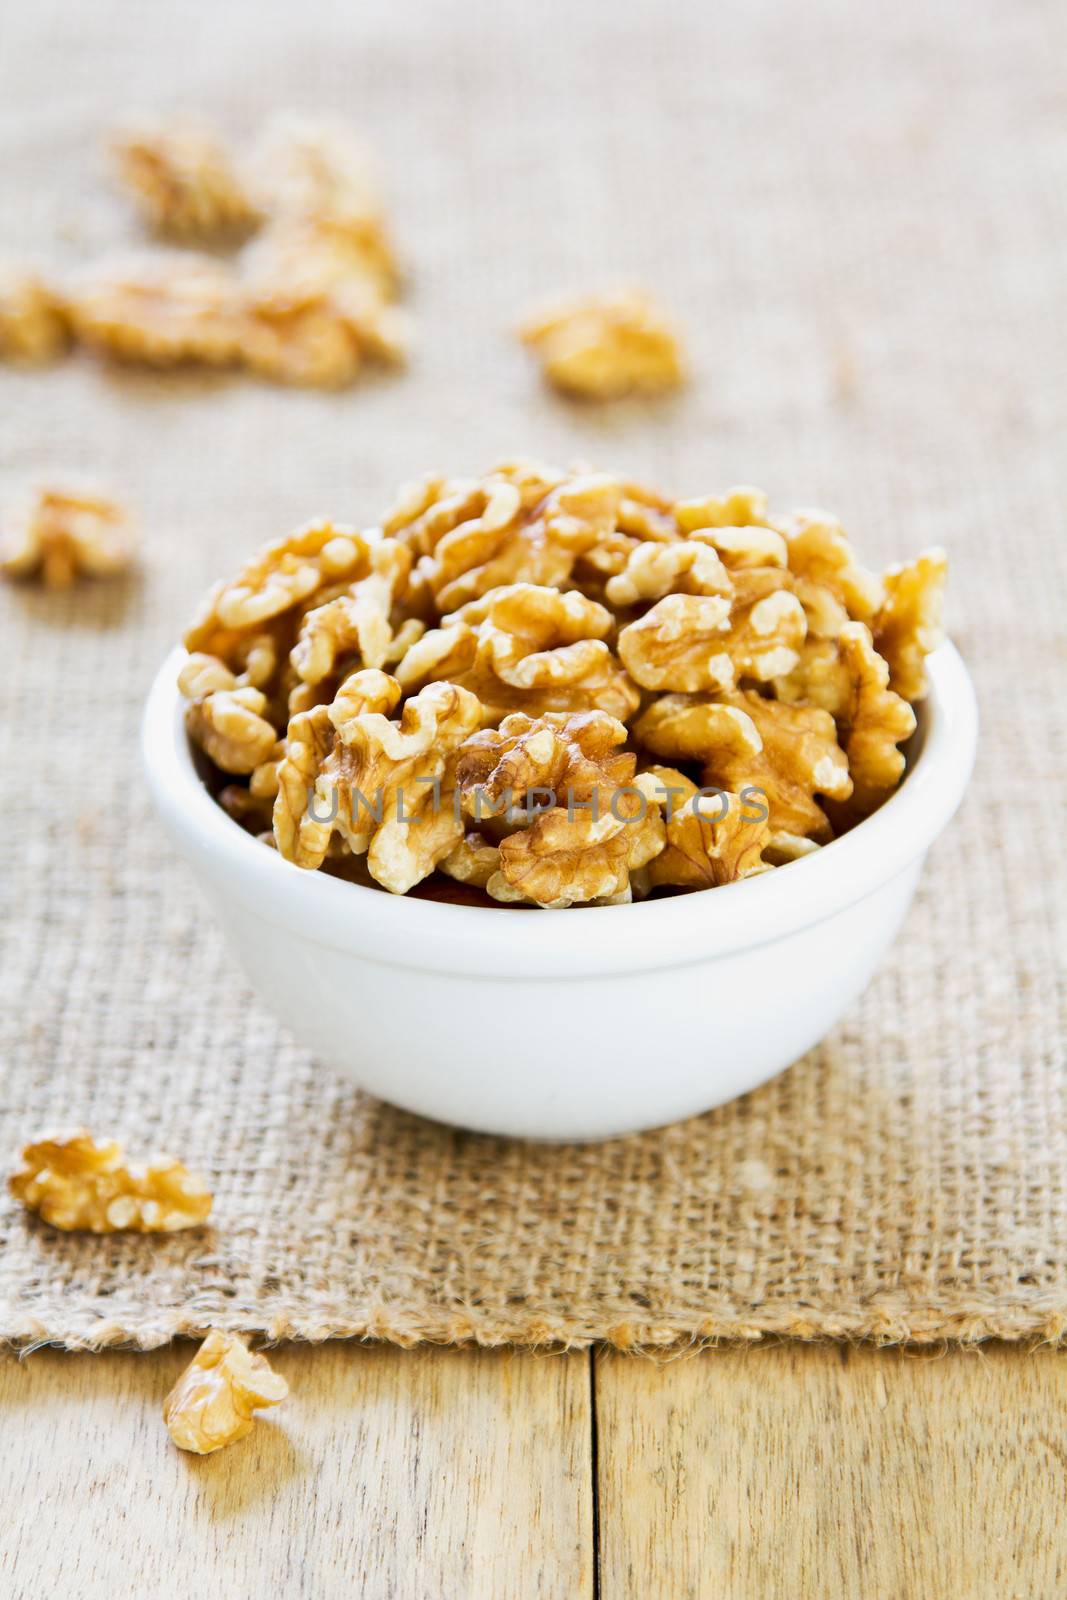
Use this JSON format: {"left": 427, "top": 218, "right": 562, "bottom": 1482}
{"left": 1, "top": 0, "right": 1066, "bottom": 1350}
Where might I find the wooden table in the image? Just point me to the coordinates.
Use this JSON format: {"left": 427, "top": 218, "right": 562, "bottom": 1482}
{"left": 1, "top": 1341, "right": 1062, "bottom": 1597}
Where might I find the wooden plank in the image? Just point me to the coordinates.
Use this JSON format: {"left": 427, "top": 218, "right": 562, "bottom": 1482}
{"left": 595, "top": 1342, "right": 1067, "bottom": 1599}
{"left": 0, "top": 1343, "right": 593, "bottom": 1600}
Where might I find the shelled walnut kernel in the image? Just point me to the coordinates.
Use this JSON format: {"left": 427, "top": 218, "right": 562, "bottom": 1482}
{"left": 163, "top": 1332, "right": 288, "bottom": 1454}
{"left": 178, "top": 461, "right": 947, "bottom": 908}
{"left": 9, "top": 1130, "right": 211, "bottom": 1232}
{"left": 520, "top": 289, "right": 686, "bottom": 399}
{"left": 1, "top": 487, "right": 134, "bottom": 588}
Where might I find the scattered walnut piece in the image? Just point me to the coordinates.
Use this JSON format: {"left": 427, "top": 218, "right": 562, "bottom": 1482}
{"left": 1, "top": 487, "right": 134, "bottom": 588}
{"left": 70, "top": 255, "right": 243, "bottom": 367}
{"left": 251, "top": 117, "right": 399, "bottom": 298}
{"left": 520, "top": 288, "right": 686, "bottom": 400}
{"left": 163, "top": 1331, "right": 288, "bottom": 1455}
{"left": 238, "top": 275, "right": 409, "bottom": 388}
{"left": 113, "top": 123, "right": 260, "bottom": 241}
{"left": 29, "top": 116, "right": 411, "bottom": 390}
{"left": 0, "top": 268, "right": 70, "bottom": 364}
{"left": 229, "top": 118, "right": 405, "bottom": 385}
{"left": 9, "top": 1130, "right": 211, "bottom": 1233}
{"left": 873, "top": 548, "right": 947, "bottom": 702}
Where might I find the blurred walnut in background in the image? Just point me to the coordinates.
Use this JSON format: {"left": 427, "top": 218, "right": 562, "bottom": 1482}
{"left": 0, "top": 115, "right": 408, "bottom": 389}
{"left": 520, "top": 288, "right": 687, "bottom": 399}
{"left": 0, "top": 486, "right": 134, "bottom": 588}
{"left": 112, "top": 122, "right": 261, "bottom": 241}
{"left": 0, "top": 268, "right": 70, "bottom": 364}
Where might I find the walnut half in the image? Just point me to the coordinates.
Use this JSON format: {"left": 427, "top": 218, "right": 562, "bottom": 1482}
{"left": 9, "top": 1129, "right": 212, "bottom": 1232}
{"left": 113, "top": 123, "right": 261, "bottom": 242}
{"left": 0, "top": 268, "right": 70, "bottom": 364}
{"left": 163, "top": 1332, "right": 288, "bottom": 1454}
{"left": 1, "top": 487, "right": 134, "bottom": 588}
{"left": 520, "top": 288, "right": 687, "bottom": 400}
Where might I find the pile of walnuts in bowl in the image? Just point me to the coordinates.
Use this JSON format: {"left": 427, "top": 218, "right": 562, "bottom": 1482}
{"left": 178, "top": 461, "right": 947, "bottom": 909}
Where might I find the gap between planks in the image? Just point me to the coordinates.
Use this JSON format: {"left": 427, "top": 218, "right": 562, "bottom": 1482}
{"left": 2, "top": 1340, "right": 1065, "bottom": 1599}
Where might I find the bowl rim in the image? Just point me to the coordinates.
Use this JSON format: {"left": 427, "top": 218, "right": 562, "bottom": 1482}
{"left": 142, "top": 641, "right": 978, "bottom": 978}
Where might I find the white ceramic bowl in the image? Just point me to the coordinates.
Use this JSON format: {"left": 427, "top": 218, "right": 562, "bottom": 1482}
{"left": 143, "top": 643, "right": 977, "bottom": 1140}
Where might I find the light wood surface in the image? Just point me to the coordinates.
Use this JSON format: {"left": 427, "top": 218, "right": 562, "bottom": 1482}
{"left": 0, "top": 1342, "right": 1063, "bottom": 1599}
{"left": 0, "top": 1343, "right": 592, "bottom": 1600}
{"left": 596, "top": 1342, "right": 1067, "bottom": 1600}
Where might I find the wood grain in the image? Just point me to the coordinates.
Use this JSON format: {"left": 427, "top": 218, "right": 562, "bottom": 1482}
{"left": 3, "top": 1341, "right": 1065, "bottom": 1598}
{"left": 595, "top": 1342, "right": 1067, "bottom": 1600}
{"left": 0, "top": 1343, "right": 593, "bottom": 1600}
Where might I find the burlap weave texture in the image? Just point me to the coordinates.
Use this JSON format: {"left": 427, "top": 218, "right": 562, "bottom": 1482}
{"left": 1, "top": 0, "right": 1065, "bottom": 1348}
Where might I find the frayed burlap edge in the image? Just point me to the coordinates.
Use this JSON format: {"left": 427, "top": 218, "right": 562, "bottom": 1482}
{"left": 6, "top": 1300, "right": 1067, "bottom": 1355}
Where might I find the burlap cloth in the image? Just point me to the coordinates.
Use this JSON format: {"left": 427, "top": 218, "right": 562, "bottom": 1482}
{"left": 1, "top": 0, "right": 1064, "bottom": 1351}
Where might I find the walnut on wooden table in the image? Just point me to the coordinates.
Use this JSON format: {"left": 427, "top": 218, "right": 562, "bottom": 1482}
{"left": 163, "top": 1331, "right": 288, "bottom": 1455}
